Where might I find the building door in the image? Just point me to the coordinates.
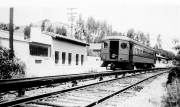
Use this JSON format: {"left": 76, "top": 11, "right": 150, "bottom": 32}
{"left": 110, "top": 41, "right": 119, "bottom": 59}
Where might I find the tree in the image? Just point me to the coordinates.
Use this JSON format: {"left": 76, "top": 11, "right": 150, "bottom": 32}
{"left": 139, "top": 31, "right": 146, "bottom": 44}
{"left": 172, "top": 38, "right": 179, "bottom": 45}
{"left": 157, "top": 34, "right": 162, "bottom": 49}
{"left": 106, "top": 24, "right": 112, "bottom": 36}
{"left": 127, "top": 28, "right": 135, "bottom": 39}
{"left": 55, "top": 26, "right": 67, "bottom": 36}
{"left": 146, "top": 33, "right": 150, "bottom": 46}
{"left": 61, "top": 26, "right": 67, "bottom": 36}
{"left": 172, "top": 37, "right": 180, "bottom": 55}
{"left": 85, "top": 16, "right": 96, "bottom": 43}
{"left": 112, "top": 31, "right": 118, "bottom": 36}
{"left": 173, "top": 45, "right": 180, "bottom": 51}
{"left": 134, "top": 32, "right": 140, "bottom": 41}
{"left": 41, "top": 21, "right": 45, "bottom": 32}
{"left": 86, "top": 16, "right": 96, "bottom": 34}
{"left": 0, "top": 45, "right": 26, "bottom": 79}
{"left": 23, "top": 23, "right": 32, "bottom": 39}
{"left": 46, "top": 25, "right": 54, "bottom": 33}
{"left": 117, "top": 32, "right": 122, "bottom": 36}
{"left": 0, "top": 23, "right": 9, "bottom": 31}
{"left": 75, "top": 15, "right": 117, "bottom": 43}
{"left": 75, "top": 14, "right": 85, "bottom": 40}
{"left": 172, "top": 39, "right": 180, "bottom": 65}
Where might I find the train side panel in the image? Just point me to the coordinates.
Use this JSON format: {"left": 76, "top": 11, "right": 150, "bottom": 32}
{"left": 101, "top": 40, "right": 109, "bottom": 60}
{"left": 132, "top": 43, "right": 156, "bottom": 68}
{"left": 133, "top": 56, "right": 155, "bottom": 63}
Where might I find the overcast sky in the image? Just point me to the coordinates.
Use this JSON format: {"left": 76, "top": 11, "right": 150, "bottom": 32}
{"left": 0, "top": 0, "right": 179, "bottom": 53}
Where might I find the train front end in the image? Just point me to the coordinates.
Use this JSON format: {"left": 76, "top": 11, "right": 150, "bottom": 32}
{"left": 100, "top": 36, "right": 130, "bottom": 70}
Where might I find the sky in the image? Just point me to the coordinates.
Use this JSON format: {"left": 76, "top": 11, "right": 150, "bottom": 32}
{"left": 0, "top": 0, "right": 179, "bottom": 53}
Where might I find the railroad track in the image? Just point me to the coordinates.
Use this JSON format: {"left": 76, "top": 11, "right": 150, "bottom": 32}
{"left": 0, "top": 69, "right": 168, "bottom": 107}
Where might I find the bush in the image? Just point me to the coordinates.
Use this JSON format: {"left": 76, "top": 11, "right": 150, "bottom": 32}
{"left": 0, "top": 45, "right": 26, "bottom": 79}
{"left": 163, "top": 66, "right": 180, "bottom": 107}
{"left": 166, "top": 67, "right": 180, "bottom": 84}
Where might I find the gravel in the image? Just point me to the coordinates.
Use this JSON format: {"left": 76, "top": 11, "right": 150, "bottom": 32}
{"left": 1, "top": 72, "right": 168, "bottom": 107}
{"left": 116, "top": 73, "right": 168, "bottom": 107}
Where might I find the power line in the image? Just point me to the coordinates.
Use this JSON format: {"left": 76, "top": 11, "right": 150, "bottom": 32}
{"left": 67, "top": 8, "right": 77, "bottom": 38}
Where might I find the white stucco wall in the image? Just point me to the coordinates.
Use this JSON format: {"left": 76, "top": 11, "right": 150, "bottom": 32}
{"left": 52, "top": 38, "right": 87, "bottom": 66}
{"left": 0, "top": 37, "right": 29, "bottom": 61}
{"left": 0, "top": 29, "right": 101, "bottom": 77}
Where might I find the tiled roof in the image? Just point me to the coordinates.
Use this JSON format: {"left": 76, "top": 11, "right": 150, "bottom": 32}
{"left": 44, "top": 31, "right": 89, "bottom": 46}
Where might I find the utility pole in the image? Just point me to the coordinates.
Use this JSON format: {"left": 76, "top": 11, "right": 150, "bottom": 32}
{"left": 9, "top": 7, "right": 14, "bottom": 59}
{"left": 67, "top": 8, "right": 77, "bottom": 38}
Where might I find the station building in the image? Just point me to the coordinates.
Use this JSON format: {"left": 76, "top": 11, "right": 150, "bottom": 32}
{"left": 155, "top": 54, "right": 172, "bottom": 67}
{"left": 88, "top": 43, "right": 101, "bottom": 57}
{"left": 0, "top": 27, "right": 89, "bottom": 77}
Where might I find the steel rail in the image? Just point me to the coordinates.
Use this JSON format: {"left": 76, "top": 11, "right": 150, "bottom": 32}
{"left": 0, "top": 70, "right": 158, "bottom": 107}
{"left": 85, "top": 70, "right": 169, "bottom": 107}
{"left": 0, "top": 68, "right": 167, "bottom": 93}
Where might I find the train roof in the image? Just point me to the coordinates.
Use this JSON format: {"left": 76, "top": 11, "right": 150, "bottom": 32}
{"left": 101, "top": 36, "right": 156, "bottom": 52}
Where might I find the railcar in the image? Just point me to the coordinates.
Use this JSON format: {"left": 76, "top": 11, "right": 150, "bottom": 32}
{"left": 100, "top": 36, "right": 156, "bottom": 70}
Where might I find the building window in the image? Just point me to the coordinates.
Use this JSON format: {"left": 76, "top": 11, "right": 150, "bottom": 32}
{"left": 81, "top": 55, "right": 84, "bottom": 65}
{"left": 76, "top": 54, "right": 79, "bottom": 65}
{"left": 30, "top": 44, "right": 48, "bottom": 57}
{"left": 55, "top": 51, "right": 59, "bottom": 64}
{"left": 68, "top": 53, "right": 72, "bottom": 65}
{"left": 62, "top": 52, "right": 66, "bottom": 65}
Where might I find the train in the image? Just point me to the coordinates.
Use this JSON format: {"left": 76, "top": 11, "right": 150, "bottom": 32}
{"left": 100, "top": 36, "right": 156, "bottom": 70}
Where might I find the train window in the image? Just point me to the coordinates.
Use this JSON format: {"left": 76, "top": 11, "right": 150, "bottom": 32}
{"left": 135, "top": 48, "right": 137, "bottom": 54}
{"left": 121, "top": 43, "right": 127, "bottom": 49}
{"left": 140, "top": 50, "right": 143, "bottom": 55}
{"left": 104, "top": 42, "right": 108, "bottom": 48}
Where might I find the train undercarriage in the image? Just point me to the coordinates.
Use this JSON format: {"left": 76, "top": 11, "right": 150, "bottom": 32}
{"left": 101, "top": 61, "right": 155, "bottom": 70}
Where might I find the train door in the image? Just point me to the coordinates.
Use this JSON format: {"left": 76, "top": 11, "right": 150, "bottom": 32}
{"left": 110, "top": 41, "right": 119, "bottom": 59}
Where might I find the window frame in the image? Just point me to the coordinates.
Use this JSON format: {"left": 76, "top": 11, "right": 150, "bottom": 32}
{"left": 55, "top": 51, "right": 59, "bottom": 64}
{"left": 62, "top": 52, "right": 66, "bottom": 65}
{"left": 81, "top": 55, "right": 84, "bottom": 65}
{"left": 68, "top": 53, "right": 72, "bottom": 65}
{"left": 29, "top": 44, "right": 48, "bottom": 57}
{"left": 76, "top": 54, "right": 79, "bottom": 65}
